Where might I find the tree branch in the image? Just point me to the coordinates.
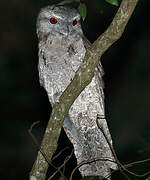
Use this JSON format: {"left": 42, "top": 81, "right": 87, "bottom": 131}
{"left": 29, "top": 0, "right": 139, "bottom": 179}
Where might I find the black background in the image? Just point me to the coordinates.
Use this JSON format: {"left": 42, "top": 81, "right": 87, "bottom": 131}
{"left": 1, "top": 0, "right": 150, "bottom": 179}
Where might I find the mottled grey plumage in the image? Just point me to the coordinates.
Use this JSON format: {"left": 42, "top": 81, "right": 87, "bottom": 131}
{"left": 37, "top": 5, "right": 117, "bottom": 178}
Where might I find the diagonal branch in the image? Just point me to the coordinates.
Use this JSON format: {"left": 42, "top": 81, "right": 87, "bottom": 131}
{"left": 29, "top": 0, "right": 139, "bottom": 179}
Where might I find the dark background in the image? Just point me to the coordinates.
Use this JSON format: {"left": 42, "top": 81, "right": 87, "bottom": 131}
{"left": 1, "top": 0, "right": 150, "bottom": 179}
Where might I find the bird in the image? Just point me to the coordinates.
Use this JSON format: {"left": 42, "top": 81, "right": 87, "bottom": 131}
{"left": 36, "top": 5, "right": 117, "bottom": 178}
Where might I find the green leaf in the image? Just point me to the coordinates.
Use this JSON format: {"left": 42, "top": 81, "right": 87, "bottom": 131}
{"left": 78, "top": 3, "right": 87, "bottom": 21}
{"left": 57, "top": 0, "right": 74, "bottom": 5}
{"left": 105, "top": 0, "right": 118, "bottom": 6}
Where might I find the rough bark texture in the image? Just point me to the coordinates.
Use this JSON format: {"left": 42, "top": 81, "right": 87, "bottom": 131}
{"left": 30, "top": 0, "right": 139, "bottom": 179}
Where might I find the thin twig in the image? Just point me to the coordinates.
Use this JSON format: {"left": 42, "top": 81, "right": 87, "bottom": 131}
{"left": 52, "top": 147, "right": 70, "bottom": 161}
{"left": 28, "top": 121, "right": 40, "bottom": 147}
{"left": 49, "top": 148, "right": 74, "bottom": 180}
{"left": 96, "top": 116, "right": 150, "bottom": 179}
{"left": 125, "top": 158, "right": 150, "bottom": 167}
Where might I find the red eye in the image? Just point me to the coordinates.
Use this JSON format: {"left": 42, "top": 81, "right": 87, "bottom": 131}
{"left": 50, "top": 17, "right": 57, "bottom": 24}
{"left": 72, "top": 19, "right": 77, "bottom": 26}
